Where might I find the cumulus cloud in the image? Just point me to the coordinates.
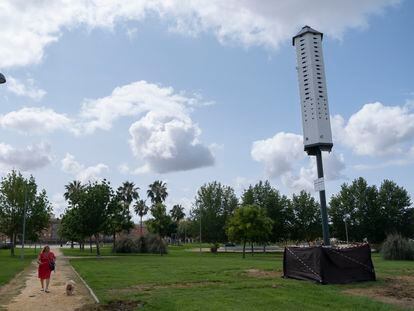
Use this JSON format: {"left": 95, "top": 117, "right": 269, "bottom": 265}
{"left": 0, "top": 107, "right": 75, "bottom": 135}
{"left": 251, "top": 132, "right": 304, "bottom": 177}
{"left": 51, "top": 193, "right": 67, "bottom": 218}
{"left": 0, "top": 0, "right": 398, "bottom": 68}
{"left": 61, "top": 153, "right": 108, "bottom": 182}
{"left": 79, "top": 80, "right": 194, "bottom": 133}
{"left": 281, "top": 152, "right": 346, "bottom": 192}
{"left": 251, "top": 132, "right": 345, "bottom": 192}
{"left": 0, "top": 142, "right": 52, "bottom": 172}
{"left": 6, "top": 76, "right": 46, "bottom": 101}
{"left": 78, "top": 80, "right": 215, "bottom": 173}
{"left": 129, "top": 111, "right": 214, "bottom": 174}
{"left": 0, "top": 78, "right": 215, "bottom": 174}
{"left": 332, "top": 102, "right": 414, "bottom": 156}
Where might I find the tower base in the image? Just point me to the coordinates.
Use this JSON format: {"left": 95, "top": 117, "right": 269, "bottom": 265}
{"left": 283, "top": 244, "right": 376, "bottom": 284}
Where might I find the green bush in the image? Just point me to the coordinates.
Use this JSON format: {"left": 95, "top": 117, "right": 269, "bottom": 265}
{"left": 136, "top": 236, "right": 147, "bottom": 253}
{"left": 113, "top": 235, "right": 167, "bottom": 254}
{"left": 113, "top": 238, "right": 138, "bottom": 253}
{"left": 210, "top": 243, "right": 219, "bottom": 253}
{"left": 381, "top": 233, "right": 414, "bottom": 260}
{"left": 146, "top": 234, "right": 168, "bottom": 255}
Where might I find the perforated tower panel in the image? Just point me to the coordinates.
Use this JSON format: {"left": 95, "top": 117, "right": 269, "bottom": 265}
{"left": 293, "top": 26, "right": 333, "bottom": 154}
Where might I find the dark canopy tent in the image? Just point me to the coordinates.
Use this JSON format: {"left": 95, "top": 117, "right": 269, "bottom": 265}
{"left": 283, "top": 244, "right": 376, "bottom": 284}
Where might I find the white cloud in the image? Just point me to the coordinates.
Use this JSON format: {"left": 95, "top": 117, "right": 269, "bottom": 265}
{"left": 0, "top": 142, "right": 52, "bottom": 172}
{"left": 79, "top": 80, "right": 193, "bottom": 133}
{"left": 251, "top": 132, "right": 304, "bottom": 177}
{"left": 251, "top": 132, "right": 345, "bottom": 192}
{"left": 61, "top": 153, "right": 108, "bottom": 182}
{"left": 78, "top": 80, "right": 215, "bottom": 173}
{"left": 51, "top": 193, "right": 67, "bottom": 218}
{"left": 0, "top": 0, "right": 399, "bottom": 68}
{"left": 332, "top": 102, "right": 414, "bottom": 156}
{"left": 0, "top": 107, "right": 75, "bottom": 135}
{"left": 6, "top": 76, "right": 46, "bottom": 101}
{"left": 281, "top": 152, "right": 346, "bottom": 192}
{"left": 129, "top": 111, "right": 214, "bottom": 174}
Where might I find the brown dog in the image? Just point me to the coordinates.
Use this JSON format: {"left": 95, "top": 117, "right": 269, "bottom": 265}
{"left": 65, "top": 280, "right": 75, "bottom": 296}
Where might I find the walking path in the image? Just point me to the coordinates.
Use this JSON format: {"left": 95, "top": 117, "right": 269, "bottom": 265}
{"left": 0, "top": 247, "right": 95, "bottom": 311}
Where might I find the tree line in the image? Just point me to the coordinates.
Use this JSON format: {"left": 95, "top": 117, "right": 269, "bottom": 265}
{"left": 1, "top": 168, "right": 413, "bottom": 258}
{"left": 59, "top": 179, "right": 185, "bottom": 255}
{"left": 190, "top": 178, "right": 414, "bottom": 254}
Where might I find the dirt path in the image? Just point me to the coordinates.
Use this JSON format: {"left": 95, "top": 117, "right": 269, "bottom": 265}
{"left": 0, "top": 247, "right": 95, "bottom": 311}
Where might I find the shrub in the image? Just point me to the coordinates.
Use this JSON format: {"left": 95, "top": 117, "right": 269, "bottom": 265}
{"left": 113, "top": 238, "right": 138, "bottom": 253}
{"left": 113, "top": 235, "right": 168, "bottom": 254}
{"left": 210, "top": 243, "right": 219, "bottom": 253}
{"left": 136, "top": 236, "right": 147, "bottom": 253}
{"left": 381, "top": 233, "right": 414, "bottom": 260}
{"left": 146, "top": 234, "right": 168, "bottom": 255}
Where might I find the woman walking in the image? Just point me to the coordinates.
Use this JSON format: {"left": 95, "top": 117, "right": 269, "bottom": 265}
{"left": 37, "top": 245, "right": 56, "bottom": 293}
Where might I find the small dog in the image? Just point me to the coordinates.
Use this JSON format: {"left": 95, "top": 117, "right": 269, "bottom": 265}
{"left": 65, "top": 280, "right": 76, "bottom": 296}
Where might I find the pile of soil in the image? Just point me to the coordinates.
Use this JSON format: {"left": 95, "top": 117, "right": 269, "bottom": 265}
{"left": 76, "top": 300, "right": 142, "bottom": 311}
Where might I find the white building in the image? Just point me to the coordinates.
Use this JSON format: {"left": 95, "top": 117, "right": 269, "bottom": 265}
{"left": 293, "top": 26, "right": 333, "bottom": 155}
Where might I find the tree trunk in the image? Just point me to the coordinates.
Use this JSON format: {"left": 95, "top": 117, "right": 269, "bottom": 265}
{"left": 113, "top": 232, "right": 116, "bottom": 251}
{"left": 251, "top": 242, "right": 254, "bottom": 256}
{"left": 140, "top": 217, "right": 143, "bottom": 236}
{"left": 10, "top": 234, "right": 15, "bottom": 256}
{"left": 90, "top": 237, "right": 93, "bottom": 253}
{"left": 159, "top": 235, "right": 163, "bottom": 256}
{"left": 95, "top": 234, "right": 100, "bottom": 256}
{"left": 242, "top": 240, "right": 246, "bottom": 259}
{"left": 71, "top": 241, "right": 74, "bottom": 249}
{"left": 263, "top": 244, "right": 266, "bottom": 253}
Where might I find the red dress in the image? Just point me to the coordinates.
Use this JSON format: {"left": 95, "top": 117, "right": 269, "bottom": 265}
{"left": 38, "top": 252, "right": 55, "bottom": 279}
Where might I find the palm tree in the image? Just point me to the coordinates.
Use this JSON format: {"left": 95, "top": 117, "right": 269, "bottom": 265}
{"left": 170, "top": 204, "right": 185, "bottom": 223}
{"left": 147, "top": 180, "right": 168, "bottom": 205}
{"left": 64, "top": 180, "right": 84, "bottom": 204}
{"left": 117, "top": 181, "right": 139, "bottom": 207}
{"left": 134, "top": 199, "right": 149, "bottom": 235}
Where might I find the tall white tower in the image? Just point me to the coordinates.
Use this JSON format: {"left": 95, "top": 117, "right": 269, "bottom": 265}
{"left": 293, "top": 26, "right": 332, "bottom": 245}
{"left": 293, "top": 26, "right": 333, "bottom": 155}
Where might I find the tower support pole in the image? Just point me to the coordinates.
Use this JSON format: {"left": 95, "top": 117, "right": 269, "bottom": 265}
{"left": 315, "top": 148, "right": 330, "bottom": 246}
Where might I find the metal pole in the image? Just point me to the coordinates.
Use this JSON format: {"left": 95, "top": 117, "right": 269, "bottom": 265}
{"left": 315, "top": 148, "right": 330, "bottom": 246}
{"left": 21, "top": 187, "right": 28, "bottom": 259}
{"left": 344, "top": 219, "right": 349, "bottom": 245}
{"left": 199, "top": 210, "right": 202, "bottom": 253}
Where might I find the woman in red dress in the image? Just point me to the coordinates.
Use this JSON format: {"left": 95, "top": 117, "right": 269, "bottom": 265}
{"left": 37, "top": 245, "right": 56, "bottom": 293}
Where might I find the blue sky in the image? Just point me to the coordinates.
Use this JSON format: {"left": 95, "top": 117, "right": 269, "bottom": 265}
{"left": 0, "top": 0, "right": 413, "bottom": 218}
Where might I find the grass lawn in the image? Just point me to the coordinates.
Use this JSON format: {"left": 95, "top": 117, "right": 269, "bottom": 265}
{"left": 0, "top": 248, "right": 37, "bottom": 286}
{"left": 68, "top": 245, "right": 414, "bottom": 310}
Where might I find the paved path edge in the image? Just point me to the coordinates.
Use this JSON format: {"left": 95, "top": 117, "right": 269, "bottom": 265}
{"left": 69, "top": 263, "right": 100, "bottom": 304}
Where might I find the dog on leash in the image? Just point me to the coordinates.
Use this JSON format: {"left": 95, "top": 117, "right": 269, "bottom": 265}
{"left": 65, "top": 280, "right": 76, "bottom": 296}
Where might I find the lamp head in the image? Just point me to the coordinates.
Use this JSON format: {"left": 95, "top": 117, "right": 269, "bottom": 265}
{"left": 0, "top": 73, "right": 5, "bottom": 84}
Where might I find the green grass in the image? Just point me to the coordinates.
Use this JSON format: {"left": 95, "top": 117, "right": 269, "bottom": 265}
{"left": 0, "top": 248, "right": 36, "bottom": 286}
{"left": 68, "top": 246, "right": 414, "bottom": 310}
{"left": 62, "top": 246, "right": 114, "bottom": 257}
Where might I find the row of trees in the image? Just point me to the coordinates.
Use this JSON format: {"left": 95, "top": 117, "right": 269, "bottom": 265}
{"left": 0, "top": 171, "right": 51, "bottom": 256}
{"left": 188, "top": 178, "right": 414, "bottom": 249}
{"left": 59, "top": 179, "right": 186, "bottom": 255}
{"left": 2, "top": 169, "right": 411, "bottom": 258}
{"left": 62, "top": 177, "right": 407, "bottom": 256}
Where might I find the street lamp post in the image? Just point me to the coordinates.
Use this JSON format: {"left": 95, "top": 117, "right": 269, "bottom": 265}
{"left": 199, "top": 211, "right": 202, "bottom": 254}
{"left": 21, "top": 187, "right": 28, "bottom": 260}
{"left": 344, "top": 214, "right": 350, "bottom": 245}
